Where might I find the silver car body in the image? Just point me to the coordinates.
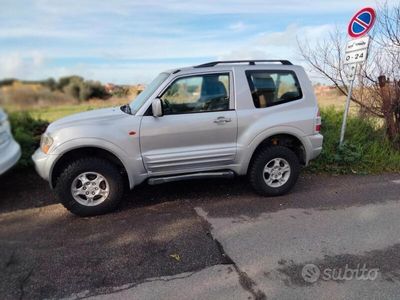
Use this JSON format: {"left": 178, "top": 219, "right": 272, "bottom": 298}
{"left": 33, "top": 63, "right": 323, "bottom": 189}
{"left": 0, "top": 108, "right": 21, "bottom": 175}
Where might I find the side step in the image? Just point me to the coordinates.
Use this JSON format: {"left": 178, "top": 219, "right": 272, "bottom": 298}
{"left": 148, "top": 171, "right": 235, "bottom": 185}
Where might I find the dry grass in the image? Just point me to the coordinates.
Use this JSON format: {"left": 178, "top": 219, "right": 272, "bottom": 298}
{"left": 10, "top": 97, "right": 131, "bottom": 122}
{"left": 0, "top": 81, "right": 134, "bottom": 121}
{"left": 316, "top": 89, "right": 363, "bottom": 117}
{"left": 0, "top": 82, "right": 76, "bottom": 108}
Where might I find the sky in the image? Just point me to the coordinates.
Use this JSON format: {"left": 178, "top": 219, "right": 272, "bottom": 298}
{"left": 0, "top": 0, "right": 394, "bottom": 84}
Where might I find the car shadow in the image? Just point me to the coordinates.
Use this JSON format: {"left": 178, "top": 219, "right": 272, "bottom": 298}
{"left": 0, "top": 168, "right": 56, "bottom": 213}
{"left": 121, "top": 176, "right": 253, "bottom": 209}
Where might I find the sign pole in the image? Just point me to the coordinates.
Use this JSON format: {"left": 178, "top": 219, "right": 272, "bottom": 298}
{"left": 339, "top": 64, "right": 357, "bottom": 146}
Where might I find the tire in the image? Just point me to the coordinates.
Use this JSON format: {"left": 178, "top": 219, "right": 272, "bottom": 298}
{"left": 55, "top": 157, "right": 124, "bottom": 216}
{"left": 248, "top": 146, "right": 300, "bottom": 196}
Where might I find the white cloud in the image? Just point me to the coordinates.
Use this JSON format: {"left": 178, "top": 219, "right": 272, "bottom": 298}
{"left": 229, "top": 22, "right": 248, "bottom": 32}
{"left": 0, "top": 54, "right": 25, "bottom": 78}
{"left": 257, "top": 24, "right": 334, "bottom": 47}
{"left": 152, "top": 0, "right": 394, "bottom": 14}
{"left": 218, "top": 49, "right": 270, "bottom": 60}
{"left": 219, "top": 23, "right": 334, "bottom": 63}
{"left": 32, "top": 52, "right": 45, "bottom": 67}
{"left": 31, "top": 0, "right": 382, "bottom": 15}
{"left": 0, "top": 28, "right": 87, "bottom": 39}
{"left": 0, "top": 52, "right": 47, "bottom": 79}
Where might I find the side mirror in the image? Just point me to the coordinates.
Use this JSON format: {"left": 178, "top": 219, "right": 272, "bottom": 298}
{"left": 152, "top": 98, "right": 163, "bottom": 117}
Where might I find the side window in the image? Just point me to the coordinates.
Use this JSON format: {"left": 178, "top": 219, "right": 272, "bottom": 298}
{"left": 160, "top": 73, "right": 230, "bottom": 115}
{"left": 246, "top": 70, "right": 302, "bottom": 108}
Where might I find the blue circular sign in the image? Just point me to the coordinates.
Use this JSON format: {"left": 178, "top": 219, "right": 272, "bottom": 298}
{"left": 348, "top": 7, "right": 376, "bottom": 38}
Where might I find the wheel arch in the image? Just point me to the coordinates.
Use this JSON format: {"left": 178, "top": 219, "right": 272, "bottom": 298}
{"left": 245, "top": 133, "right": 307, "bottom": 174}
{"left": 50, "top": 146, "right": 131, "bottom": 189}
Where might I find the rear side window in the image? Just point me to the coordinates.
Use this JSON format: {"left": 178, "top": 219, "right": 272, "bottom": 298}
{"left": 246, "top": 70, "right": 302, "bottom": 108}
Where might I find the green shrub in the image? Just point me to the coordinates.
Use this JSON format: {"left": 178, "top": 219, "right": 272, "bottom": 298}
{"left": 307, "top": 107, "right": 400, "bottom": 174}
{"left": 63, "top": 81, "right": 81, "bottom": 100}
{"left": 83, "top": 81, "right": 108, "bottom": 100}
{"left": 63, "top": 79, "right": 109, "bottom": 102}
{"left": 57, "top": 75, "right": 84, "bottom": 91}
{"left": 9, "top": 112, "right": 49, "bottom": 168}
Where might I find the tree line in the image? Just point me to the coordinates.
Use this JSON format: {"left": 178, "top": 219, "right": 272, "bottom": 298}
{"left": 0, "top": 76, "right": 119, "bottom": 102}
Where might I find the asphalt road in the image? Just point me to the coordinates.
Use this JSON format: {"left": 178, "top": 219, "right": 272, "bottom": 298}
{"left": 0, "top": 169, "right": 399, "bottom": 299}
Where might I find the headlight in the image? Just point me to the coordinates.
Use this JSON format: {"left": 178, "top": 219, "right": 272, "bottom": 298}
{"left": 40, "top": 133, "right": 53, "bottom": 154}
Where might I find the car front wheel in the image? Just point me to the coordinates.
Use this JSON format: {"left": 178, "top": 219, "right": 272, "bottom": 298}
{"left": 248, "top": 146, "right": 300, "bottom": 196}
{"left": 55, "top": 158, "right": 124, "bottom": 216}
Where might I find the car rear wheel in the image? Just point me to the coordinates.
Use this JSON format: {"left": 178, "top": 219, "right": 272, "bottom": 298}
{"left": 248, "top": 146, "right": 300, "bottom": 196}
{"left": 55, "top": 158, "right": 124, "bottom": 216}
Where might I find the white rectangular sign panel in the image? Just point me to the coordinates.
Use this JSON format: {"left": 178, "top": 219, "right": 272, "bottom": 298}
{"left": 344, "top": 48, "right": 368, "bottom": 65}
{"left": 346, "top": 36, "right": 369, "bottom": 53}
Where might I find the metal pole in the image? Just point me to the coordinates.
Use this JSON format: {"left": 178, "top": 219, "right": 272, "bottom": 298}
{"left": 339, "top": 64, "right": 357, "bottom": 146}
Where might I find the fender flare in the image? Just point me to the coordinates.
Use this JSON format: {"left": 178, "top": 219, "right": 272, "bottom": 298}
{"left": 48, "top": 138, "right": 135, "bottom": 188}
{"left": 237, "top": 126, "right": 311, "bottom": 174}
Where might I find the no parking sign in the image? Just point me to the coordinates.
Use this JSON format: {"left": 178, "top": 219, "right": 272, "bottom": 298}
{"left": 340, "top": 7, "right": 376, "bottom": 146}
{"left": 348, "top": 7, "right": 376, "bottom": 38}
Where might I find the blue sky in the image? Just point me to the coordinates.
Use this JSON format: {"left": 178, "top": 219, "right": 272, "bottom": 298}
{"left": 0, "top": 0, "right": 392, "bottom": 83}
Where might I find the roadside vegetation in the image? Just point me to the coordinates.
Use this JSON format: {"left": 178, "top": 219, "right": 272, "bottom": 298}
{"left": 307, "top": 107, "right": 400, "bottom": 174}
{"left": 9, "top": 112, "right": 48, "bottom": 168}
{"left": 7, "top": 97, "right": 400, "bottom": 174}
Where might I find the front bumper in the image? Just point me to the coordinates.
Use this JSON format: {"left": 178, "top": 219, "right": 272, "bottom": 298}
{"left": 32, "top": 148, "right": 51, "bottom": 181}
{"left": 0, "top": 139, "right": 21, "bottom": 175}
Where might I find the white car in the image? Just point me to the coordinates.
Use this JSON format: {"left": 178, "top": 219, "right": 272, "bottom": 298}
{"left": 0, "top": 108, "right": 21, "bottom": 175}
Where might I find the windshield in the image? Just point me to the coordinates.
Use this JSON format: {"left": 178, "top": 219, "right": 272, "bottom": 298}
{"left": 130, "top": 72, "right": 170, "bottom": 114}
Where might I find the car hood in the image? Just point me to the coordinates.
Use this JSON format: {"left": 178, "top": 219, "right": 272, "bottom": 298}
{"left": 48, "top": 107, "right": 129, "bottom": 132}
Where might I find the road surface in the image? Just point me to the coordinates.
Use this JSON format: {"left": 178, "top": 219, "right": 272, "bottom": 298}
{"left": 0, "top": 170, "right": 399, "bottom": 299}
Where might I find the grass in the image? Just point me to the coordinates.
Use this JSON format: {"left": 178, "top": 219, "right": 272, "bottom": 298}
{"left": 5, "top": 97, "right": 129, "bottom": 122}
{"left": 28, "top": 103, "right": 108, "bottom": 122}
{"left": 8, "top": 112, "right": 49, "bottom": 168}
{"left": 307, "top": 107, "right": 400, "bottom": 174}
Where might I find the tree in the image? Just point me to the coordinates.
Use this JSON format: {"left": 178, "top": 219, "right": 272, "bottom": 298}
{"left": 298, "top": 1, "right": 400, "bottom": 146}
{"left": 43, "top": 78, "right": 57, "bottom": 91}
{"left": 63, "top": 80, "right": 80, "bottom": 100}
{"left": 57, "top": 75, "right": 83, "bottom": 91}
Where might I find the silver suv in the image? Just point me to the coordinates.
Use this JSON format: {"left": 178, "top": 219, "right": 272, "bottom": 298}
{"left": 33, "top": 60, "right": 323, "bottom": 216}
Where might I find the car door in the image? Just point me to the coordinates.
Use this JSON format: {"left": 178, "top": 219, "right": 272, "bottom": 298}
{"left": 140, "top": 72, "right": 237, "bottom": 175}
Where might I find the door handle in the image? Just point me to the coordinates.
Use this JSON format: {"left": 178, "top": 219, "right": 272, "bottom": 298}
{"left": 214, "top": 117, "right": 232, "bottom": 124}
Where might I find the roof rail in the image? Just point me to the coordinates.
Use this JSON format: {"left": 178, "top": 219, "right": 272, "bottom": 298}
{"left": 194, "top": 60, "right": 292, "bottom": 68}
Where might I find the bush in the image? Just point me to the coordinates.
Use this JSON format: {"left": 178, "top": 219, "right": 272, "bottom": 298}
{"left": 307, "top": 107, "right": 400, "bottom": 174}
{"left": 9, "top": 112, "right": 49, "bottom": 168}
{"left": 63, "top": 79, "right": 109, "bottom": 102}
{"left": 82, "top": 81, "right": 109, "bottom": 101}
{"left": 63, "top": 78, "right": 82, "bottom": 100}
{"left": 57, "top": 75, "right": 84, "bottom": 91}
